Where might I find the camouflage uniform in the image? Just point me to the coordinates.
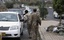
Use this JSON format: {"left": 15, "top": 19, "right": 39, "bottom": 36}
{"left": 24, "top": 12, "right": 32, "bottom": 37}
{"left": 30, "top": 12, "right": 41, "bottom": 40}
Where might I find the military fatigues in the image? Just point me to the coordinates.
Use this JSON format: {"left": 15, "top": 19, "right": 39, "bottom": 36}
{"left": 30, "top": 12, "right": 41, "bottom": 40}
{"left": 24, "top": 13, "right": 32, "bottom": 37}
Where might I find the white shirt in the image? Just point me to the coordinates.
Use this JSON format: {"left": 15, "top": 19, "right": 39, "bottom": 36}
{"left": 24, "top": 13, "right": 31, "bottom": 21}
{"left": 53, "top": 27, "right": 58, "bottom": 32}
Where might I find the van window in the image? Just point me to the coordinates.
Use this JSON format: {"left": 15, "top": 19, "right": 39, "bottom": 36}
{"left": 0, "top": 13, "right": 18, "bottom": 22}
{"left": 18, "top": 14, "right": 21, "bottom": 21}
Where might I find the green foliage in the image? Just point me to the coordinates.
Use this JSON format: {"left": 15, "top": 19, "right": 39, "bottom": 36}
{"left": 53, "top": 0, "right": 64, "bottom": 15}
{"left": 28, "top": 1, "right": 42, "bottom": 6}
{"left": 39, "top": 7, "right": 48, "bottom": 19}
{"left": 5, "top": 2, "right": 14, "bottom": 8}
{"left": 38, "top": 1, "right": 48, "bottom": 19}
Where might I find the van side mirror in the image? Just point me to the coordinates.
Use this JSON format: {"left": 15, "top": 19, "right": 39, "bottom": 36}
{"left": 20, "top": 19, "right": 24, "bottom": 22}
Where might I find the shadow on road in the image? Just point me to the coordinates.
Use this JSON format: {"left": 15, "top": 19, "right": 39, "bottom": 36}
{"left": 3, "top": 38, "right": 19, "bottom": 40}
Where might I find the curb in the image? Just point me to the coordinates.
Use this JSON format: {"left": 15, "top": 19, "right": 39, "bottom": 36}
{"left": 39, "top": 27, "right": 46, "bottom": 40}
{"left": 39, "top": 29, "right": 43, "bottom": 40}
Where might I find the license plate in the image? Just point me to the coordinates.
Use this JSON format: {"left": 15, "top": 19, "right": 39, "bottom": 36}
{"left": 2, "top": 32, "right": 6, "bottom": 36}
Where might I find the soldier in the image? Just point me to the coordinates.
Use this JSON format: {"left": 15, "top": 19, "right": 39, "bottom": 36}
{"left": 30, "top": 9, "right": 41, "bottom": 40}
{"left": 24, "top": 10, "right": 32, "bottom": 38}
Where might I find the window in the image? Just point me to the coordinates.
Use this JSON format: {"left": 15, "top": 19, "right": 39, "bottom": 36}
{"left": 0, "top": 13, "right": 18, "bottom": 22}
{"left": 18, "top": 14, "right": 21, "bottom": 21}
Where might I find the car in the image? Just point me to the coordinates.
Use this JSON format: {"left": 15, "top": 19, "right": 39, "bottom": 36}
{"left": 53, "top": 11, "right": 59, "bottom": 18}
{"left": 53, "top": 11, "right": 64, "bottom": 19}
{"left": 49, "top": 6, "right": 52, "bottom": 8}
{"left": 0, "top": 12, "right": 23, "bottom": 39}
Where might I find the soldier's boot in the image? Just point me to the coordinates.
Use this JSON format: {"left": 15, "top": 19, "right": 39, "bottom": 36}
{"left": 28, "top": 29, "right": 32, "bottom": 39}
{"left": 35, "top": 29, "right": 40, "bottom": 40}
{"left": 34, "top": 33, "right": 37, "bottom": 40}
{"left": 32, "top": 32, "right": 37, "bottom": 40}
{"left": 36, "top": 31, "right": 41, "bottom": 40}
{"left": 28, "top": 32, "right": 32, "bottom": 39}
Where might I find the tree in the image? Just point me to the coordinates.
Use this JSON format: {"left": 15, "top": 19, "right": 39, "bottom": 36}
{"left": 38, "top": 1, "right": 48, "bottom": 20}
{"left": 53, "top": 0, "right": 64, "bottom": 25}
{"left": 5, "top": 2, "right": 14, "bottom": 8}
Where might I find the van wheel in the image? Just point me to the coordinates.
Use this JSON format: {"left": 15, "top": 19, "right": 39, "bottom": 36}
{"left": 21, "top": 31, "right": 23, "bottom": 35}
{"left": 54, "top": 15, "right": 57, "bottom": 19}
{"left": 17, "top": 37, "right": 21, "bottom": 40}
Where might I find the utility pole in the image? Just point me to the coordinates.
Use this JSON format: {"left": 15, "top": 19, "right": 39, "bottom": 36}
{"left": 42, "top": 0, "right": 44, "bottom": 8}
{"left": 40, "top": 0, "right": 44, "bottom": 11}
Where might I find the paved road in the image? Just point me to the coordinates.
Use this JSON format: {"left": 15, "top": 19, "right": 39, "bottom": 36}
{"left": 21, "top": 27, "right": 32, "bottom": 40}
{"left": 46, "top": 8, "right": 59, "bottom": 21}
{"left": 46, "top": 8, "right": 54, "bottom": 20}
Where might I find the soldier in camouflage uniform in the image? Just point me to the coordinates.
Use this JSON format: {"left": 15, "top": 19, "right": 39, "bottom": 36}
{"left": 24, "top": 10, "right": 32, "bottom": 38}
{"left": 30, "top": 9, "right": 41, "bottom": 40}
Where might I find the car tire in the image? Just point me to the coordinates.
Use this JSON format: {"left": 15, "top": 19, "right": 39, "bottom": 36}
{"left": 54, "top": 15, "right": 56, "bottom": 18}
{"left": 54, "top": 15, "right": 58, "bottom": 19}
{"left": 16, "top": 37, "right": 21, "bottom": 40}
{"left": 54, "top": 16, "right": 59, "bottom": 19}
{"left": 20, "top": 28, "right": 23, "bottom": 35}
{"left": 21, "top": 31, "right": 23, "bottom": 35}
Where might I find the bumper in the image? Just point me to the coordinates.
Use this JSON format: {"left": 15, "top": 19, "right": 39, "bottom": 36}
{"left": 0, "top": 30, "right": 20, "bottom": 38}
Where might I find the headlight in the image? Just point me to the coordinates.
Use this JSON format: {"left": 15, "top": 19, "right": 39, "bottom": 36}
{"left": 10, "top": 26, "right": 18, "bottom": 30}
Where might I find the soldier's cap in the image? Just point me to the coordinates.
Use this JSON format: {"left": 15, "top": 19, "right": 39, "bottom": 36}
{"left": 33, "top": 9, "right": 37, "bottom": 12}
{"left": 25, "top": 10, "right": 28, "bottom": 13}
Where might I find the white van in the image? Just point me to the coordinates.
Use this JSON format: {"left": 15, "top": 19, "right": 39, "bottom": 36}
{"left": 53, "top": 11, "right": 59, "bottom": 18}
{"left": 0, "top": 12, "right": 23, "bottom": 39}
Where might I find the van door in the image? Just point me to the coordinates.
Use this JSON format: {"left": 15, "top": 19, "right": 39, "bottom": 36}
{"left": 18, "top": 14, "right": 23, "bottom": 32}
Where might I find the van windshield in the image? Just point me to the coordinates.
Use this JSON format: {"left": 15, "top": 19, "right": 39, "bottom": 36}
{"left": 0, "top": 13, "right": 18, "bottom": 22}
{"left": 8, "top": 9, "right": 23, "bottom": 15}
